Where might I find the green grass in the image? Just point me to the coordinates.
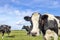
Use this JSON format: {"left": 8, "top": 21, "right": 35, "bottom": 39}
{"left": 0, "top": 30, "right": 60, "bottom": 40}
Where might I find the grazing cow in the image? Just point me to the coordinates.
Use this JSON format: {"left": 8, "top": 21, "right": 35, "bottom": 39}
{"left": 24, "top": 12, "right": 60, "bottom": 40}
{"left": 0, "top": 24, "right": 11, "bottom": 39}
{"left": 22, "top": 25, "right": 30, "bottom": 35}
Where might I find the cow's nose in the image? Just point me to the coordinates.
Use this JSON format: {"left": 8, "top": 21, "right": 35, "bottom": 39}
{"left": 31, "top": 32, "right": 37, "bottom": 36}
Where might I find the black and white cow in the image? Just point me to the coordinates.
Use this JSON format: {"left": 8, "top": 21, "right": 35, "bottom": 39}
{"left": 22, "top": 25, "right": 30, "bottom": 35}
{"left": 24, "top": 12, "right": 41, "bottom": 36}
{"left": 0, "top": 24, "right": 11, "bottom": 39}
{"left": 24, "top": 12, "right": 60, "bottom": 40}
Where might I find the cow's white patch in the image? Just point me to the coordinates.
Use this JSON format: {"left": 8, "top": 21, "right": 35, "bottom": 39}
{"left": 31, "top": 13, "right": 40, "bottom": 36}
{"left": 44, "top": 29, "right": 58, "bottom": 40}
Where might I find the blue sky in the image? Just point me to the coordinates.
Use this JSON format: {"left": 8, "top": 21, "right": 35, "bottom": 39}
{"left": 0, "top": 0, "right": 60, "bottom": 30}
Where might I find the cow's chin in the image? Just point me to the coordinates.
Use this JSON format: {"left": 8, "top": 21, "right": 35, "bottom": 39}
{"left": 30, "top": 32, "right": 40, "bottom": 37}
{"left": 33, "top": 34, "right": 40, "bottom": 37}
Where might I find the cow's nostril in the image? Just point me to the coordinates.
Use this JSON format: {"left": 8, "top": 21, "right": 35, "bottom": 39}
{"left": 31, "top": 32, "right": 37, "bottom": 36}
{"left": 34, "top": 32, "right": 37, "bottom": 34}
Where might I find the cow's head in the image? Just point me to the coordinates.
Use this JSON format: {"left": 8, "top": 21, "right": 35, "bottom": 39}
{"left": 24, "top": 12, "right": 42, "bottom": 36}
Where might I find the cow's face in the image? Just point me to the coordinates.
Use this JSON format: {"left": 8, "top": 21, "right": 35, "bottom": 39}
{"left": 24, "top": 12, "right": 41, "bottom": 36}
{"left": 30, "top": 13, "right": 41, "bottom": 36}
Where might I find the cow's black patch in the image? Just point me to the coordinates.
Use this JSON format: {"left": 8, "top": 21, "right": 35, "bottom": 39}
{"left": 40, "top": 15, "right": 58, "bottom": 35}
{"left": 55, "top": 16, "right": 60, "bottom": 20}
{"left": 58, "top": 27, "right": 60, "bottom": 29}
{"left": 55, "top": 16, "right": 60, "bottom": 23}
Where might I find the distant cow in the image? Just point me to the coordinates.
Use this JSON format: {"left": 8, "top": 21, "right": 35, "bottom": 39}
{"left": 0, "top": 24, "right": 11, "bottom": 39}
{"left": 22, "top": 25, "right": 30, "bottom": 35}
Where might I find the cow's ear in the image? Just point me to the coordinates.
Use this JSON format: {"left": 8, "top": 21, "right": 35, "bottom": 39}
{"left": 24, "top": 16, "right": 31, "bottom": 21}
{"left": 42, "top": 15, "right": 48, "bottom": 20}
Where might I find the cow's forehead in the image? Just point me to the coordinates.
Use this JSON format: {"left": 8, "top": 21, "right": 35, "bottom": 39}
{"left": 32, "top": 12, "right": 41, "bottom": 15}
{"left": 31, "top": 12, "right": 41, "bottom": 19}
{"left": 32, "top": 13, "right": 40, "bottom": 16}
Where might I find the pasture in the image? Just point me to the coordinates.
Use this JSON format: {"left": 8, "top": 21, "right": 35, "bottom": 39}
{"left": 0, "top": 30, "right": 60, "bottom": 40}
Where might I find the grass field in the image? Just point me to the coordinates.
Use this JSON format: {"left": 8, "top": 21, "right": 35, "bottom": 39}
{"left": 0, "top": 30, "right": 60, "bottom": 40}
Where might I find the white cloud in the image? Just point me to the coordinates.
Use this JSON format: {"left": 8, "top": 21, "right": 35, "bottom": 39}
{"left": 0, "top": 4, "right": 35, "bottom": 17}
{"left": 0, "top": 5, "right": 34, "bottom": 30}
{"left": 15, "top": 10, "right": 34, "bottom": 26}
{"left": 16, "top": 20, "right": 31, "bottom": 26}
